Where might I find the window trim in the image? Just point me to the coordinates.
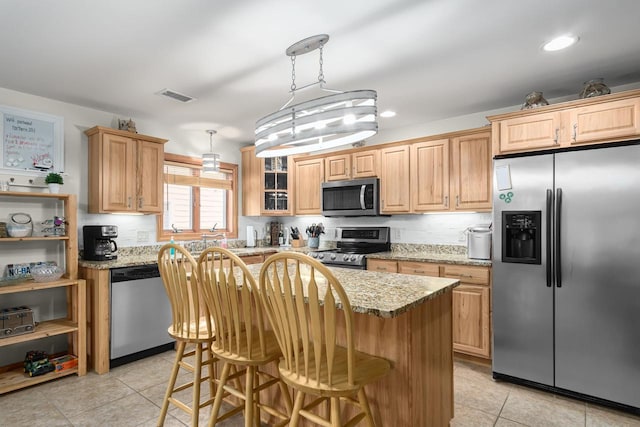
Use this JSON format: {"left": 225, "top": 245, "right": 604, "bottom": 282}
{"left": 157, "top": 153, "right": 238, "bottom": 241}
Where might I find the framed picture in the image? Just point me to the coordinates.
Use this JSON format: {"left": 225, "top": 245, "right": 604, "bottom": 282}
{"left": 0, "top": 105, "right": 64, "bottom": 176}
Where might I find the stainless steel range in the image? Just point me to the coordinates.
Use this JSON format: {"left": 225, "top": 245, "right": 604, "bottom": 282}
{"left": 309, "top": 226, "right": 390, "bottom": 269}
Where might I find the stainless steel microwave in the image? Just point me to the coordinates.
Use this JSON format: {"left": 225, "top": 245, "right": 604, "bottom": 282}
{"left": 321, "top": 178, "right": 380, "bottom": 217}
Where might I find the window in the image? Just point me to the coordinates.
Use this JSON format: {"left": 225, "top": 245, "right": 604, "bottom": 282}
{"left": 157, "top": 153, "right": 238, "bottom": 241}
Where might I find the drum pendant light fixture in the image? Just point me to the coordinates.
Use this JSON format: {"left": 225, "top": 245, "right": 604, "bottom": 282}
{"left": 254, "top": 34, "right": 378, "bottom": 158}
{"left": 202, "top": 129, "right": 220, "bottom": 172}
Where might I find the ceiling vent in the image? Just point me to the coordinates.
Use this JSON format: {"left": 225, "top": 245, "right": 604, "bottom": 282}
{"left": 156, "top": 88, "right": 196, "bottom": 103}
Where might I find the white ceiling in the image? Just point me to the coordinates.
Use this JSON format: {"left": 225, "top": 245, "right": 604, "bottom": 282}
{"left": 1, "top": 0, "right": 640, "bottom": 147}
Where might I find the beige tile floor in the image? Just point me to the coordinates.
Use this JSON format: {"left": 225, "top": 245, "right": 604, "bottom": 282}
{"left": 1, "top": 351, "right": 639, "bottom": 426}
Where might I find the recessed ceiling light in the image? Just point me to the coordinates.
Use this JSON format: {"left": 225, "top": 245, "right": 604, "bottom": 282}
{"left": 542, "top": 35, "right": 579, "bottom": 52}
{"left": 380, "top": 110, "right": 396, "bottom": 118}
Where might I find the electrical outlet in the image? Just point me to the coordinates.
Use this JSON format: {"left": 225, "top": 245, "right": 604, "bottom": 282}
{"left": 393, "top": 228, "right": 401, "bottom": 240}
{"left": 137, "top": 231, "right": 150, "bottom": 243}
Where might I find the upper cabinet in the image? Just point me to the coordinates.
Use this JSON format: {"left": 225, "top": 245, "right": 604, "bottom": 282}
{"left": 293, "top": 157, "right": 324, "bottom": 215}
{"left": 380, "top": 144, "right": 411, "bottom": 213}
{"left": 489, "top": 89, "right": 640, "bottom": 156}
{"left": 325, "top": 149, "right": 379, "bottom": 181}
{"left": 240, "top": 146, "right": 292, "bottom": 216}
{"left": 410, "top": 129, "right": 492, "bottom": 213}
{"left": 85, "top": 126, "right": 167, "bottom": 214}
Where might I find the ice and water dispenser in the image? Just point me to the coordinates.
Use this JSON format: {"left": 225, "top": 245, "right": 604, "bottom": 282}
{"left": 502, "top": 211, "right": 541, "bottom": 264}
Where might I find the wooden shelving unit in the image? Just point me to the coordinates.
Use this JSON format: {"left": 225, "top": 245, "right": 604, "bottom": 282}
{"left": 0, "top": 192, "right": 86, "bottom": 394}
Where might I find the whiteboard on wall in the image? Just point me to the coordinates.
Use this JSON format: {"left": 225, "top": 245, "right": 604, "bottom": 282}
{"left": 0, "top": 104, "right": 64, "bottom": 176}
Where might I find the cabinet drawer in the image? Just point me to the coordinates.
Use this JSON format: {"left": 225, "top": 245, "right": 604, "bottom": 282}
{"left": 397, "top": 261, "right": 439, "bottom": 276}
{"left": 441, "top": 265, "right": 489, "bottom": 285}
{"left": 240, "top": 255, "right": 264, "bottom": 265}
{"left": 367, "top": 259, "right": 398, "bottom": 273}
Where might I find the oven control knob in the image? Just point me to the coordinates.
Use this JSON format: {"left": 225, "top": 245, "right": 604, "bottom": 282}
{"left": 350, "top": 255, "right": 357, "bottom": 262}
{"left": 318, "top": 253, "right": 324, "bottom": 260}
{"left": 310, "top": 252, "right": 317, "bottom": 258}
{"left": 343, "top": 255, "right": 349, "bottom": 261}
{"left": 330, "top": 253, "right": 337, "bottom": 260}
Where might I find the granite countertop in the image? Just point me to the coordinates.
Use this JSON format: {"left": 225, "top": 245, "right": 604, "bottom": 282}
{"left": 78, "top": 245, "right": 320, "bottom": 270}
{"left": 245, "top": 263, "right": 459, "bottom": 319}
{"left": 367, "top": 251, "right": 492, "bottom": 267}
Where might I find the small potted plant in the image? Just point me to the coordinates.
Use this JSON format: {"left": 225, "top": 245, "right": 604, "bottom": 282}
{"left": 45, "top": 172, "right": 64, "bottom": 194}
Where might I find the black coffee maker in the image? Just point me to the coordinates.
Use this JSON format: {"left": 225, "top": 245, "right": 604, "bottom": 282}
{"left": 83, "top": 225, "right": 118, "bottom": 261}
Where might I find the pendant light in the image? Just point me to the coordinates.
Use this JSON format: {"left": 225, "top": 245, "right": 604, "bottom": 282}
{"left": 255, "top": 34, "right": 378, "bottom": 158}
{"left": 202, "top": 129, "right": 220, "bottom": 172}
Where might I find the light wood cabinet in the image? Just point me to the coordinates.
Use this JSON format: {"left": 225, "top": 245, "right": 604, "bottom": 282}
{"left": 293, "top": 157, "right": 324, "bottom": 215}
{"left": 325, "top": 149, "right": 379, "bottom": 181}
{"left": 410, "top": 139, "right": 450, "bottom": 211}
{"left": 371, "top": 259, "right": 492, "bottom": 359}
{"left": 85, "top": 126, "right": 167, "bottom": 214}
{"left": 411, "top": 130, "right": 492, "bottom": 212}
{"left": 450, "top": 131, "right": 492, "bottom": 211}
{"left": 0, "top": 193, "right": 87, "bottom": 394}
{"left": 380, "top": 144, "right": 411, "bottom": 213}
{"left": 489, "top": 89, "right": 640, "bottom": 156}
{"left": 366, "top": 258, "right": 398, "bottom": 273}
{"left": 441, "top": 264, "right": 491, "bottom": 358}
{"left": 240, "top": 146, "right": 292, "bottom": 216}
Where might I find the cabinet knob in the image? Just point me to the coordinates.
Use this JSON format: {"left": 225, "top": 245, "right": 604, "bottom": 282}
{"left": 127, "top": 197, "right": 132, "bottom": 208}
{"left": 444, "top": 196, "right": 449, "bottom": 208}
{"left": 554, "top": 128, "right": 559, "bottom": 144}
{"left": 572, "top": 123, "right": 578, "bottom": 141}
{"left": 138, "top": 197, "right": 143, "bottom": 209}
{"left": 455, "top": 195, "right": 460, "bottom": 207}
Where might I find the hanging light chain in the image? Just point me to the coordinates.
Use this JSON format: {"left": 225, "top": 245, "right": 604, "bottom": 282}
{"left": 290, "top": 55, "right": 297, "bottom": 92}
{"left": 318, "top": 45, "right": 325, "bottom": 84}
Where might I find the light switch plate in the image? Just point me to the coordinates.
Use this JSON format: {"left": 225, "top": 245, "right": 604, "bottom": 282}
{"left": 136, "top": 231, "right": 150, "bottom": 243}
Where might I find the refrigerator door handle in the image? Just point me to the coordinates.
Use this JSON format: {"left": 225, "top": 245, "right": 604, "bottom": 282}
{"left": 546, "top": 189, "right": 553, "bottom": 287}
{"left": 555, "top": 188, "right": 563, "bottom": 288}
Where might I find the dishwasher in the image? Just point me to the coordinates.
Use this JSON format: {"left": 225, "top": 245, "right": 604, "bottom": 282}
{"left": 110, "top": 264, "right": 174, "bottom": 368}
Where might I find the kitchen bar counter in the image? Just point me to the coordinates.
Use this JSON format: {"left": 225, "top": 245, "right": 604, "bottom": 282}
{"left": 247, "top": 262, "right": 458, "bottom": 426}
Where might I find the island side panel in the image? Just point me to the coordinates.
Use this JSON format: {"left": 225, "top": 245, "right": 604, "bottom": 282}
{"left": 336, "top": 288, "right": 454, "bottom": 426}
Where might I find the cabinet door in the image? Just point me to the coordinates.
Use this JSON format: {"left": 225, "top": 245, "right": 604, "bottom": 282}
{"left": 102, "top": 133, "right": 137, "bottom": 212}
{"left": 241, "top": 147, "right": 262, "bottom": 216}
{"left": 497, "top": 112, "right": 561, "bottom": 154}
{"left": 450, "top": 132, "right": 492, "bottom": 211}
{"left": 569, "top": 98, "right": 640, "bottom": 145}
{"left": 137, "top": 140, "right": 164, "bottom": 213}
{"left": 352, "top": 149, "right": 379, "bottom": 178}
{"left": 410, "top": 139, "right": 449, "bottom": 212}
{"left": 452, "top": 284, "right": 491, "bottom": 358}
{"left": 397, "top": 261, "right": 440, "bottom": 276}
{"left": 367, "top": 259, "right": 398, "bottom": 273}
{"left": 325, "top": 154, "right": 351, "bottom": 181}
{"left": 380, "top": 145, "right": 410, "bottom": 213}
{"left": 262, "top": 156, "right": 291, "bottom": 215}
{"left": 294, "top": 157, "right": 324, "bottom": 215}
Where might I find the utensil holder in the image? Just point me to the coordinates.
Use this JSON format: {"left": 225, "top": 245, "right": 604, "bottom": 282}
{"left": 308, "top": 237, "right": 320, "bottom": 249}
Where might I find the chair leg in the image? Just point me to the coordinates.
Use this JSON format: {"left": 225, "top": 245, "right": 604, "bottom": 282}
{"left": 208, "top": 362, "right": 232, "bottom": 427}
{"left": 357, "top": 388, "right": 375, "bottom": 427}
{"left": 191, "top": 343, "right": 203, "bottom": 426}
{"left": 252, "top": 368, "right": 261, "bottom": 427}
{"left": 290, "top": 391, "right": 305, "bottom": 427}
{"left": 244, "top": 365, "right": 255, "bottom": 427}
{"left": 330, "top": 397, "right": 341, "bottom": 427}
{"left": 159, "top": 341, "right": 185, "bottom": 425}
{"left": 206, "top": 344, "right": 216, "bottom": 401}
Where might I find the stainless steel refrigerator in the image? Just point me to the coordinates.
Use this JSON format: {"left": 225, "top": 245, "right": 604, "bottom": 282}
{"left": 492, "top": 142, "right": 640, "bottom": 412}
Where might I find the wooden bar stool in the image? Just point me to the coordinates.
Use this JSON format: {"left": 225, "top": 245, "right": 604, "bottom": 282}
{"left": 258, "top": 252, "right": 391, "bottom": 427}
{"left": 157, "top": 243, "right": 217, "bottom": 426}
{"left": 197, "top": 248, "right": 292, "bottom": 427}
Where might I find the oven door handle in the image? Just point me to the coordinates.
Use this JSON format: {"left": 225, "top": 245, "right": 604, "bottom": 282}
{"left": 360, "top": 185, "right": 366, "bottom": 210}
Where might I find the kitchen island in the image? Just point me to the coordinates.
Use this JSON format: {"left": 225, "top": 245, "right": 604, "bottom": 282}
{"left": 81, "top": 249, "right": 459, "bottom": 426}
{"left": 245, "top": 263, "right": 459, "bottom": 427}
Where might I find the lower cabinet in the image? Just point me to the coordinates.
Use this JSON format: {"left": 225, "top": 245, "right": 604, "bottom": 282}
{"left": 368, "top": 259, "right": 492, "bottom": 359}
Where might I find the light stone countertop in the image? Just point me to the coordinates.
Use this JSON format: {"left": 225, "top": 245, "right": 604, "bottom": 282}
{"left": 367, "top": 251, "right": 492, "bottom": 267}
{"left": 245, "top": 263, "right": 459, "bottom": 319}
